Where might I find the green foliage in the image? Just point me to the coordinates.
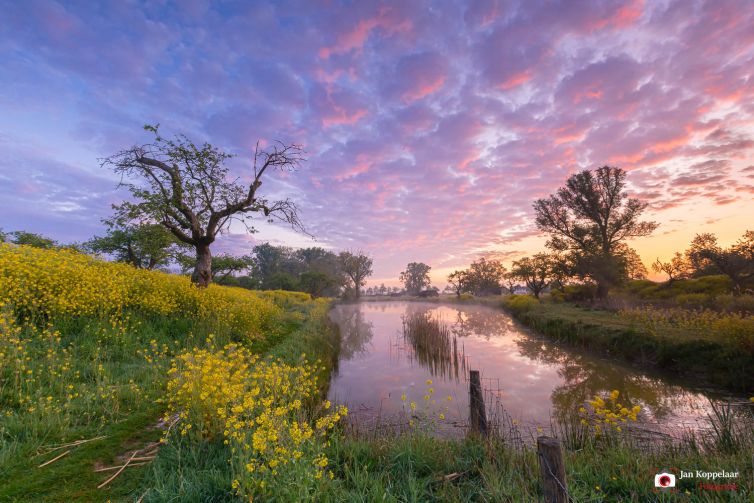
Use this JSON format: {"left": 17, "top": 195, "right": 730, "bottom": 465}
{"left": 4, "top": 230, "right": 58, "bottom": 249}
{"left": 509, "top": 253, "right": 552, "bottom": 298}
{"left": 399, "top": 262, "right": 432, "bottom": 295}
{"left": 675, "top": 293, "right": 711, "bottom": 309}
{"left": 246, "top": 244, "right": 345, "bottom": 296}
{"left": 716, "top": 294, "right": 754, "bottom": 314}
{"left": 533, "top": 166, "right": 658, "bottom": 298}
{"left": 626, "top": 275, "right": 734, "bottom": 300}
{"left": 103, "top": 124, "right": 304, "bottom": 286}
{"left": 338, "top": 251, "right": 373, "bottom": 298}
{"left": 685, "top": 231, "right": 754, "bottom": 291}
{"left": 563, "top": 283, "right": 597, "bottom": 301}
{"left": 453, "top": 257, "right": 506, "bottom": 296}
{"left": 502, "top": 294, "right": 540, "bottom": 314}
{"left": 86, "top": 221, "right": 186, "bottom": 269}
{"left": 549, "top": 289, "right": 565, "bottom": 302}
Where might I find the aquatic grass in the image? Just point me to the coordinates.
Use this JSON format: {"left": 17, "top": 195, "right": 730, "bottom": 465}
{"left": 401, "top": 310, "right": 466, "bottom": 379}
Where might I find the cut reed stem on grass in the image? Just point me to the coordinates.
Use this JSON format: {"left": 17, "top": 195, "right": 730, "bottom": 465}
{"left": 37, "top": 449, "right": 71, "bottom": 468}
{"left": 94, "top": 462, "right": 150, "bottom": 472}
{"left": 36, "top": 435, "right": 107, "bottom": 456}
{"left": 98, "top": 451, "right": 138, "bottom": 489}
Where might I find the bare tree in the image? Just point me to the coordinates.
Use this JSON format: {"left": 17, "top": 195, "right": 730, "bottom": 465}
{"left": 533, "top": 166, "right": 658, "bottom": 298}
{"left": 652, "top": 252, "right": 689, "bottom": 283}
{"left": 103, "top": 125, "right": 304, "bottom": 286}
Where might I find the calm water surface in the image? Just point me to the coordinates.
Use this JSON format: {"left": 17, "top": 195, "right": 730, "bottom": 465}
{"left": 327, "top": 301, "right": 735, "bottom": 436}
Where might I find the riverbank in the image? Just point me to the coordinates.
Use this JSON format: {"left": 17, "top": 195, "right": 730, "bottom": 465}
{"left": 357, "top": 293, "right": 754, "bottom": 392}
{"left": 501, "top": 296, "right": 754, "bottom": 393}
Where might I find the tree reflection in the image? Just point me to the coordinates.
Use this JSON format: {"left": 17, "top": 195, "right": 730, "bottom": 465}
{"left": 445, "top": 307, "right": 513, "bottom": 340}
{"left": 514, "top": 335, "right": 701, "bottom": 422}
{"left": 331, "top": 306, "right": 375, "bottom": 359}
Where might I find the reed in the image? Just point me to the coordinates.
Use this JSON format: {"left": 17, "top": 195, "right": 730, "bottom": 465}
{"left": 401, "top": 311, "right": 466, "bottom": 379}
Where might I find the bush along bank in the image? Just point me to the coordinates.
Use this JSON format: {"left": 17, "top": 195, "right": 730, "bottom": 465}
{"left": 501, "top": 295, "right": 754, "bottom": 392}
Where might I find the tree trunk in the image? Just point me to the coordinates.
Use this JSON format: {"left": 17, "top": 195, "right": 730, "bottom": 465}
{"left": 192, "top": 244, "right": 212, "bottom": 287}
{"left": 596, "top": 279, "right": 609, "bottom": 299}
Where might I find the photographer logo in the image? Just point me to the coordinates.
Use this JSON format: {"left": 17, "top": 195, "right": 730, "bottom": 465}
{"left": 654, "top": 472, "right": 676, "bottom": 490}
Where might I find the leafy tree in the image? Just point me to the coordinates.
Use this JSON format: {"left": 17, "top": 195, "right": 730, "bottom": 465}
{"left": 685, "top": 233, "right": 721, "bottom": 276}
{"left": 265, "top": 272, "right": 300, "bottom": 291}
{"left": 294, "top": 247, "right": 345, "bottom": 296}
{"left": 502, "top": 271, "right": 517, "bottom": 294}
{"left": 685, "top": 231, "right": 754, "bottom": 292}
{"left": 298, "top": 271, "right": 336, "bottom": 298}
{"left": 464, "top": 257, "right": 506, "bottom": 295}
{"left": 510, "top": 253, "right": 553, "bottom": 299}
{"left": 533, "top": 166, "right": 658, "bottom": 298}
{"left": 86, "top": 220, "right": 185, "bottom": 269}
{"left": 250, "top": 243, "right": 293, "bottom": 288}
{"left": 5, "top": 230, "right": 57, "bottom": 249}
{"left": 103, "top": 125, "right": 304, "bottom": 287}
{"left": 399, "top": 262, "right": 432, "bottom": 295}
{"left": 338, "top": 251, "right": 373, "bottom": 299}
{"left": 177, "top": 251, "right": 254, "bottom": 280}
{"left": 447, "top": 270, "right": 468, "bottom": 297}
{"left": 652, "top": 252, "right": 689, "bottom": 283}
{"left": 622, "top": 246, "right": 648, "bottom": 280}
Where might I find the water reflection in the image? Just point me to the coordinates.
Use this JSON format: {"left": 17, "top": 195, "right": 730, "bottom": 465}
{"left": 514, "top": 336, "right": 698, "bottom": 423}
{"left": 399, "top": 310, "right": 467, "bottom": 381}
{"left": 336, "top": 307, "right": 374, "bottom": 359}
{"left": 328, "top": 302, "right": 734, "bottom": 435}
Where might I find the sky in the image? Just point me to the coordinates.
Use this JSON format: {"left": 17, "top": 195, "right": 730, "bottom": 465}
{"left": 1, "top": 0, "right": 753, "bottom": 287}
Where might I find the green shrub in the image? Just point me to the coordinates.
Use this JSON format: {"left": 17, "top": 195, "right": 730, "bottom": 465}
{"left": 673, "top": 275, "right": 733, "bottom": 295}
{"left": 563, "top": 283, "right": 596, "bottom": 301}
{"left": 459, "top": 293, "right": 474, "bottom": 300}
{"left": 503, "top": 294, "right": 539, "bottom": 313}
{"left": 625, "top": 279, "right": 656, "bottom": 295}
{"left": 675, "top": 293, "right": 713, "bottom": 310}
{"left": 715, "top": 294, "right": 754, "bottom": 314}
{"left": 549, "top": 289, "right": 565, "bottom": 303}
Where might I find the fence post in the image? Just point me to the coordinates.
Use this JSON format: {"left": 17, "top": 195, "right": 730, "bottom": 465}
{"left": 469, "top": 370, "right": 487, "bottom": 436}
{"left": 537, "top": 436, "right": 568, "bottom": 503}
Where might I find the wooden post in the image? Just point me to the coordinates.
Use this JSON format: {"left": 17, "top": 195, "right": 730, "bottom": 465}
{"left": 469, "top": 370, "right": 487, "bottom": 436}
{"left": 537, "top": 436, "right": 568, "bottom": 503}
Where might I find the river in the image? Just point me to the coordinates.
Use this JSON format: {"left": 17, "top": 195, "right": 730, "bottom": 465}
{"left": 327, "top": 301, "right": 735, "bottom": 438}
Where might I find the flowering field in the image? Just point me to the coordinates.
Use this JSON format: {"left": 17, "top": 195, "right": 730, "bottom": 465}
{"left": 0, "top": 244, "right": 344, "bottom": 501}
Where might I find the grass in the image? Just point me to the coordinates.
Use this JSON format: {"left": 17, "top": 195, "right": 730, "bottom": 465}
{"left": 319, "top": 429, "right": 753, "bottom": 501}
{"left": 0, "top": 301, "right": 337, "bottom": 502}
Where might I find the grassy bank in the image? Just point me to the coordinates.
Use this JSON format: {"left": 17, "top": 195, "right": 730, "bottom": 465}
{"left": 320, "top": 430, "right": 753, "bottom": 501}
{"left": 501, "top": 295, "right": 754, "bottom": 392}
{"left": 0, "top": 244, "right": 343, "bottom": 501}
